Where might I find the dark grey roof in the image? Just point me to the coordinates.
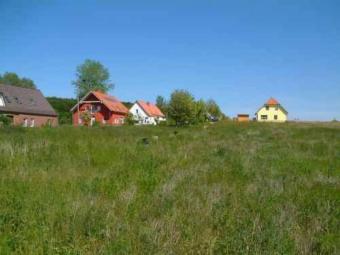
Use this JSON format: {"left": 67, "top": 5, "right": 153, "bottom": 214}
{"left": 0, "top": 84, "right": 57, "bottom": 116}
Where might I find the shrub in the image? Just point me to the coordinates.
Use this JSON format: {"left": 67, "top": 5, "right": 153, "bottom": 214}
{"left": 0, "top": 114, "right": 11, "bottom": 127}
{"left": 125, "top": 113, "right": 136, "bottom": 125}
{"left": 80, "top": 111, "right": 91, "bottom": 126}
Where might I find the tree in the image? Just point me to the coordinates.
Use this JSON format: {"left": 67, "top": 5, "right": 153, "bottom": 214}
{"left": 168, "top": 90, "right": 196, "bottom": 126}
{"left": 21, "top": 78, "right": 36, "bottom": 88}
{"left": 156, "top": 95, "right": 168, "bottom": 116}
{"left": 0, "top": 72, "right": 36, "bottom": 88}
{"left": 195, "top": 99, "right": 208, "bottom": 123}
{"left": 206, "top": 99, "right": 223, "bottom": 120}
{"left": 73, "top": 59, "right": 113, "bottom": 98}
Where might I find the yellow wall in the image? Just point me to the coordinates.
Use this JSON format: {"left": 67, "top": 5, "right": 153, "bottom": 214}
{"left": 256, "top": 106, "right": 287, "bottom": 122}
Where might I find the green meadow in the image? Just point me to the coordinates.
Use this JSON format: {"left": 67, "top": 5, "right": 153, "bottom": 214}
{"left": 0, "top": 122, "right": 339, "bottom": 254}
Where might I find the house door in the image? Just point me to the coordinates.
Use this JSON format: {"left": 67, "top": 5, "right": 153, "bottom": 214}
{"left": 90, "top": 117, "right": 96, "bottom": 126}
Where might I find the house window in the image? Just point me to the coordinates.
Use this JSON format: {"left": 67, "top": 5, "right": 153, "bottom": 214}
{"left": 23, "top": 118, "right": 28, "bottom": 127}
{"left": 30, "top": 119, "right": 35, "bottom": 127}
{"left": 266, "top": 106, "right": 269, "bottom": 110}
{"left": 91, "top": 105, "right": 101, "bottom": 113}
{"left": 47, "top": 119, "right": 52, "bottom": 127}
{"left": 274, "top": 115, "right": 278, "bottom": 120}
{"left": 104, "top": 112, "right": 110, "bottom": 121}
{"left": 114, "top": 118, "right": 124, "bottom": 124}
{"left": 4, "top": 95, "right": 11, "bottom": 103}
{"left": 136, "top": 109, "right": 139, "bottom": 113}
{"left": 0, "top": 94, "right": 5, "bottom": 107}
{"left": 261, "top": 115, "right": 268, "bottom": 120}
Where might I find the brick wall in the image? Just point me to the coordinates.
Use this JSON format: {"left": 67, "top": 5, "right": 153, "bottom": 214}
{"left": 12, "top": 114, "right": 58, "bottom": 127}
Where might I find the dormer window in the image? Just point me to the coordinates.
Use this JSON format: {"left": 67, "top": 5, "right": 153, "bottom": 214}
{"left": 14, "top": 97, "right": 22, "bottom": 104}
{"left": 0, "top": 94, "right": 5, "bottom": 107}
{"left": 4, "top": 96, "right": 11, "bottom": 103}
{"left": 266, "top": 106, "right": 269, "bottom": 110}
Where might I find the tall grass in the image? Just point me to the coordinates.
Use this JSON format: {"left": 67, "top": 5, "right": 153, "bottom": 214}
{"left": 0, "top": 122, "right": 339, "bottom": 254}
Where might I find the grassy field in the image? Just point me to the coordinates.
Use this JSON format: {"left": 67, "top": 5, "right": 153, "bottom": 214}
{"left": 0, "top": 122, "right": 339, "bottom": 254}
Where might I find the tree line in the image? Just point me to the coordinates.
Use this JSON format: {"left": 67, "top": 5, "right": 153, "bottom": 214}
{"left": 0, "top": 72, "right": 36, "bottom": 89}
{"left": 1, "top": 59, "right": 225, "bottom": 125}
{"left": 155, "top": 92, "right": 223, "bottom": 125}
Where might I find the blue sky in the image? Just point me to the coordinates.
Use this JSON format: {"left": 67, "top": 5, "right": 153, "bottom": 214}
{"left": 1, "top": 0, "right": 339, "bottom": 120}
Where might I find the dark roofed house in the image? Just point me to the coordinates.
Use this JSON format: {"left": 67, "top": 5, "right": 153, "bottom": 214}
{"left": 0, "top": 84, "right": 58, "bottom": 127}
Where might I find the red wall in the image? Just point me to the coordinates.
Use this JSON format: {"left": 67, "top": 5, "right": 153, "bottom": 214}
{"left": 72, "top": 101, "right": 126, "bottom": 126}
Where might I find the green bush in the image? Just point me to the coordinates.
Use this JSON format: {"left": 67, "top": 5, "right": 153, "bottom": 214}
{"left": 124, "top": 112, "right": 137, "bottom": 125}
{"left": 0, "top": 114, "right": 11, "bottom": 127}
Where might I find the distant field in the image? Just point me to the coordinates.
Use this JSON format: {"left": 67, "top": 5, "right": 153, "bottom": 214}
{"left": 0, "top": 122, "right": 339, "bottom": 254}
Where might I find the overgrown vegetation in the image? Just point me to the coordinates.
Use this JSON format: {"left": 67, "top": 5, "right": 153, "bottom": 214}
{"left": 46, "top": 97, "right": 77, "bottom": 125}
{"left": 0, "top": 114, "right": 11, "bottom": 127}
{"left": 0, "top": 122, "right": 339, "bottom": 254}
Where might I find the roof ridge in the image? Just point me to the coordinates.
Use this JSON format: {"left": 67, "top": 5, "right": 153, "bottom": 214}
{"left": 0, "top": 83, "right": 39, "bottom": 91}
{"left": 136, "top": 100, "right": 164, "bottom": 117}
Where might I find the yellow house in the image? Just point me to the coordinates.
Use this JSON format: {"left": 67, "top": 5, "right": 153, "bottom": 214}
{"left": 255, "top": 98, "right": 288, "bottom": 122}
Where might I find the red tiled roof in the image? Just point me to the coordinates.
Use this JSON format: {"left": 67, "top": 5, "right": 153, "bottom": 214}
{"left": 255, "top": 97, "right": 288, "bottom": 114}
{"left": 137, "top": 100, "right": 165, "bottom": 117}
{"left": 266, "top": 97, "right": 279, "bottom": 105}
{"left": 92, "top": 91, "right": 128, "bottom": 114}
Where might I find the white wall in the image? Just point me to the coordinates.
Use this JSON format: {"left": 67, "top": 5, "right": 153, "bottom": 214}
{"left": 256, "top": 105, "right": 287, "bottom": 122}
{"left": 129, "top": 103, "right": 159, "bottom": 125}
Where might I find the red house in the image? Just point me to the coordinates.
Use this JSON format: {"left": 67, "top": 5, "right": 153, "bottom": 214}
{"left": 71, "top": 91, "right": 129, "bottom": 126}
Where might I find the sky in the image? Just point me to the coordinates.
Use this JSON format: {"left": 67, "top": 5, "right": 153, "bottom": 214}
{"left": 0, "top": 0, "right": 339, "bottom": 120}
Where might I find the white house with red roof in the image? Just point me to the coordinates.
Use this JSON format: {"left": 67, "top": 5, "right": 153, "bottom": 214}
{"left": 255, "top": 97, "right": 288, "bottom": 122}
{"left": 70, "top": 91, "right": 129, "bottom": 126}
{"left": 129, "top": 100, "right": 166, "bottom": 125}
